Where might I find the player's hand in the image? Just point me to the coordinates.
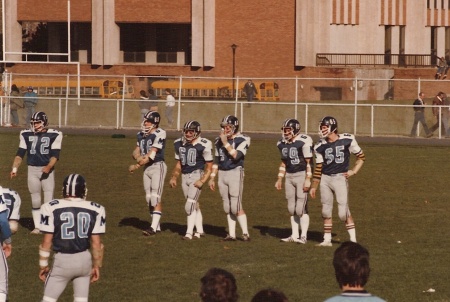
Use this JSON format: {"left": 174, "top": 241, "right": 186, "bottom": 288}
{"left": 128, "top": 164, "right": 140, "bottom": 174}
{"left": 90, "top": 267, "right": 100, "bottom": 283}
{"left": 309, "top": 188, "right": 316, "bottom": 199}
{"left": 39, "top": 267, "right": 49, "bottom": 282}
{"left": 346, "top": 170, "right": 355, "bottom": 178}
{"left": 138, "top": 156, "right": 149, "bottom": 166}
{"left": 169, "top": 177, "right": 177, "bottom": 188}
{"left": 10, "top": 171, "right": 17, "bottom": 179}
{"left": 275, "top": 179, "right": 282, "bottom": 190}
{"left": 194, "top": 180, "right": 204, "bottom": 189}
{"left": 220, "top": 131, "right": 228, "bottom": 144}
{"left": 208, "top": 179, "right": 215, "bottom": 191}
{"left": 42, "top": 166, "right": 51, "bottom": 174}
{"left": 2, "top": 243, "right": 11, "bottom": 258}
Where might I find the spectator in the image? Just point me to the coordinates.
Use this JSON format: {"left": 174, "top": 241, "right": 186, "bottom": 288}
{"left": 200, "top": 268, "right": 239, "bottom": 302}
{"left": 430, "top": 91, "right": 446, "bottom": 136}
{"left": 252, "top": 288, "right": 288, "bottom": 302}
{"left": 9, "top": 84, "right": 23, "bottom": 127}
{"left": 165, "top": 88, "right": 175, "bottom": 128}
{"left": 410, "top": 92, "right": 433, "bottom": 138}
{"left": 442, "top": 94, "right": 450, "bottom": 138}
{"left": 435, "top": 56, "right": 447, "bottom": 80}
{"left": 23, "top": 86, "right": 38, "bottom": 126}
{"left": 148, "top": 88, "right": 159, "bottom": 111}
{"left": 324, "top": 241, "right": 386, "bottom": 302}
{"left": 243, "top": 79, "right": 258, "bottom": 105}
{"left": 138, "top": 90, "right": 150, "bottom": 121}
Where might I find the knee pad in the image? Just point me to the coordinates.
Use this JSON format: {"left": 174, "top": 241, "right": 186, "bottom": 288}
{"left": 150, "top": 193, "right": 160, "bottom": 207}
{"left": 185, "top": 199, "right": 196, "bottom": 215}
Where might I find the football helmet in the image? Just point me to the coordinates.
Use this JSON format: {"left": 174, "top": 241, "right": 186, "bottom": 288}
{"left": 63, "top": 174, "right": 87, "bottom": 199}
{"left": 142, "top": 111, "right": 160, "bottom": 135}
{"left": 30, "top": 111, "right": 48, "bottom": 133}
{"left": 183, "top": 120, "right": 201, "bottom": 143}
{"left": 319, "top": 116, "right": 338, "bottom": 138}
{"left": 281, "top": 118, "right": 301, "bottom": 141}
{"left": 220, "top": 115, "right": 239, "bottom": 137}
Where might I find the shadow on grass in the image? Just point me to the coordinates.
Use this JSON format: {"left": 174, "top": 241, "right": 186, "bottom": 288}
{"left": 253, "top": 225, "right": 333, "bottom": 243}
{"left": 118, "top": 218, "right": 227, "bottom": 238}
{"left": 19, "top": 217, "right": 35, "bottom": 231}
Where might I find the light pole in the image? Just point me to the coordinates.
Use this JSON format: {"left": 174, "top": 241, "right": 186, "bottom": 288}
{"left": 231, "top": 44, "right": 237, "bottom": 98}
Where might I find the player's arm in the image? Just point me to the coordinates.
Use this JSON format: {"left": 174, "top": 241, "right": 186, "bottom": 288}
{"left": 346, "top": 151, "right": 365, "bottom": 178}
{"left": 303, "top": 159, "right": 313, "bottom": 192}
{"left": 10, "top": 155, "right": 23, "bottom": 179}
{"left": 0, "top": 210, "right": 12, "bottom": 258}
{"left": 90, "top": 234, "right": 104, "bottom": 283}
{"left": 195, "top": 161, "right": 213, "bottom": 189}
{"left": 274, "top": 162, "right": 286, "bottom": 190}
{"left": 208, "top": 160, "right": 219, "bottom": 191}
{"left": 169, "top": 161, "right": 182, "bottom": 188}
{"left": 309, "top": 162, "right": 322, "bottom": 199}
{"left": 39, "top": 233, "right": 53, "bottom": 282}
{"left": 140, "top": 147, "right": 158, "bottom": 166}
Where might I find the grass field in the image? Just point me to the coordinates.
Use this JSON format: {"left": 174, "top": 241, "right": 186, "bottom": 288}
{"left": 0, "top": 129, "right": 449, "bottom": 301}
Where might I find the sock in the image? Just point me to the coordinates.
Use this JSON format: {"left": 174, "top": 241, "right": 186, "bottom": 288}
{"left": 236, "top": 214, "right": 249, "bottom": 235}
{"left": 32, "top": 208, "right": 41, "bottom": 229}
{"left": 300, "top": 214, "right": 310, "bottom": 238}
{"left": 227, "top": 214, "right": 237, "bottom": 238}
{"left": 195, "top": 209, "right": 204, "bottom": 234}
{"left": 324, "top": 223, "right": 332, "bottom": 242}
{"left": 291, "top": 216, "right": 300, "bottom": 239}
{"left": 151, "top": 211, "right": 162, "bottom": 231}
{"left": 186, "top": 211, "right": 197, "bottom": 236}
{"left": 346, "top": 223, "right": 356, "bottom": 242}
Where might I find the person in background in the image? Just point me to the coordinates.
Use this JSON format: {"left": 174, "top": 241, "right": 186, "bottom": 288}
{"left": 9, "top": 84, "right": 23, "bottom": 127}
{"left": 252, "top": 288, "right": 288, "bottom": 302}
{"left": 148, "top": 88, "right": 159, "bottom": 112}
{"left": 164, "top": 88, "right": 175, "bottom": 128}
{"left": 243, "top": 79, "right": 258, "bottom": 105}
{"left": 0, "top": 186, "right": 12, "bottom": 302}
{"left": 410, "top": 91, "right": 433, "bottom": 138}
{"left": 24, "top": 86, "right": 38, "bottom": 126}
{"left": 324, "top": 241, "right": 386, "bottom": 302}
{"left": 430, "top": 91, "right": 446, "bottom": 136}
{"left": 138, "top": 90, "right": 150, "bottom": 121}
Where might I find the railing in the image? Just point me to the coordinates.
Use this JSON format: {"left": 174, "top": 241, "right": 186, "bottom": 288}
{"left": 316, "top": 53, "right": 434, "bottom": 67}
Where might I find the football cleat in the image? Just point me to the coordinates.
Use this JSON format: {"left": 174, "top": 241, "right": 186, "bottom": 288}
{"left": 194, "top": 232, "right": 205, "bottom": 239}
{"left": 280, "top": 236, "right": 301, "bottom": 243}
{"left": 298, "top": 236, "right": 307, "bottom": 244}
{"left": 220, "top": 234, "right": 236, "bottom": 241}
{"left": 142, "top": 228, "right": 156, "bottom": 236}
{"left": 182, "top": 233, "right": 193, "bottom": 240}
{"left": 316, "top": 241, "right": 332, "bottom": 247}
{"left": 242, "top": 234, "right": 251, "bottom": 242}
{"left": 30, "top": 228, "right": 41, "bottom": 235}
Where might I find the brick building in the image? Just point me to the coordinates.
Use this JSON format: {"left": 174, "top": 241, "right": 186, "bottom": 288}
{"left": 2, "top": 0, "right": 450, "bottom": 101}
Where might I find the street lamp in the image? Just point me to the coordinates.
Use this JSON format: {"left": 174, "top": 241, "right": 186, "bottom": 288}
{"left": 231, "top": 44, "right": 237, "bottom": 98}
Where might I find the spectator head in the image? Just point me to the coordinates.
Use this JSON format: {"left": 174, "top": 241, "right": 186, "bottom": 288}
{"left": 11, "top": 84, "right": 19, "bottom": 92}
{"left": 27, "top": 86, "right": 33, "bottom": 91}
{"left": 251, "top": 288, "right": 288, "bottom": 302}
{"left": 200, "top": 268, "right": 238, "bottom": 302}
{"left": 148, "top": 88, "right": 155, "bottom": 95}
{"left": 333, "top": 241, "right": 371, "bottom": 289}
{"left": 139, "top": 90, "right": 147, "bottom": 97}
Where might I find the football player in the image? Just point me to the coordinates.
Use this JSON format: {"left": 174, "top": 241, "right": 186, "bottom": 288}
{"left": 129, "top": 111, "right": 167, "bottom": 236}
{"left": 275, "top": 118, "right": 313, "bottom": 244}
{"left": 209, "top": 115, "right": 251, "bottom": 241}
{"left": 0, "top": 187, "right": 22, "bottom": 234}
{"left": 170, "top": 121, "right": 213, "bottom": 240}
{"left": 310, "top": 116, "right": 366, "bottom": 246}
{"left": 39, "top": 174, "right": 105, "bottom": 302}
{"left": 0, "top": 187, "right": 12, "bottom": 302}
{"left": 10, "top": 111, "right": 63, "bottom": 234}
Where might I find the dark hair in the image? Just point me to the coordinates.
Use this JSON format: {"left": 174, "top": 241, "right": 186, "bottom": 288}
{"left": 11, "top": 84, "right": 19, "bottom": 92}
{"left": 333, "top": 241, "right": 370, "bottom": 289}
{"left": 139, "top": 90, "right": 147, "bottom": 97}
{"left": 165, "top": 88, "right": 172, "bottom": 94}
{"left": 251, "top": 288, "right": 288, "bottom": 302}
{"left": 148, "top": 88, "right": 155, "bottom": 95}
{"left": 200, "top": 268, "right": 238, "bottom": 302}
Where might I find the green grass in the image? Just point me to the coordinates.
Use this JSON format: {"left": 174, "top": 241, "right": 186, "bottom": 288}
{"left": 0, "top": 131, "right": 449, "bottom": 301}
